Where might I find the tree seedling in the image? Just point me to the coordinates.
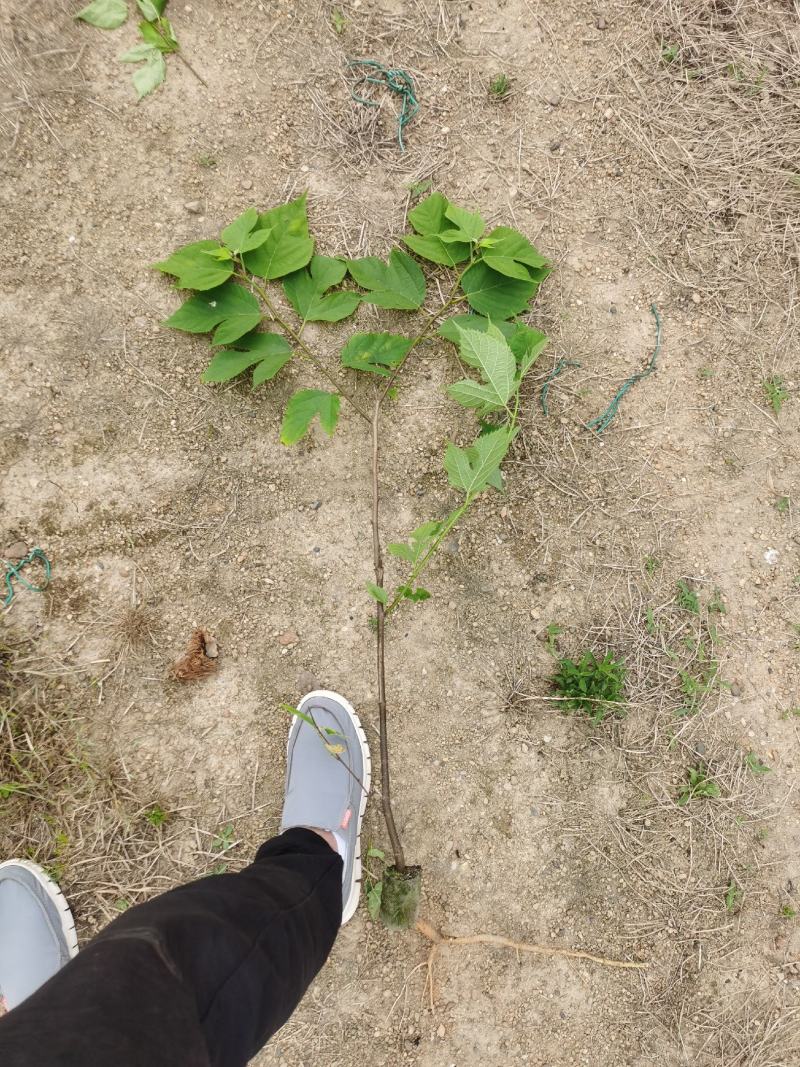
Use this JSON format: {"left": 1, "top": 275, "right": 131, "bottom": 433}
{"left": 144, "top": 803, "right": 169, "bottom": 827}
{"left": 211, "top": 824, "right": 235, "bottom": 853}
{"left": 763, "top": 375, "right": 788, "bottom": 415}
{"left": 75, "top": 0, "right": 205, "bottom": 98}
{"left": 677, "top": 765, "right": 720, "bottom": 805}
{"left": 552, "top": 651, "right": 626, "bottom": 724}
{"left": 489, "top": 73, "right": 511, "bottom": 99}
{"left": 725, "top": 879, "right": 743, "bottom": 913}
{"left": 543, "top": 622, "right": 563, "bottom": 656}
{"left": 155, "top": 190, "right": 550, "bottom": 926}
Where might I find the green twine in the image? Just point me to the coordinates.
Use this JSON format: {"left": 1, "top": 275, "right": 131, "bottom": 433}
{"left": 348, "top": 59, "right": 419, "bottom": 151}
{"left": 587, "top": 305, "right": 662, "bottom": 434}
{"left": 3, "top": 548, "right": 51, "bottom": 608}
{"left": 540, "top": 359, "right": 582, "bottom": 415}
{"left": 539, "top": 305, "right": 662, "bottom": 433}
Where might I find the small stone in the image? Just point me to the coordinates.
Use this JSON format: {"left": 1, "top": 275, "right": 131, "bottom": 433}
{"left": 730, "top": 681, "right": 742, "bottom": 697}
{"left": 544, "top": 85, "right": 562, "bottom": 107}
{"left": 185, "top": 200, "right": 203, "bottom": 214}
{"left": 311, "top": 500, "right": 322, "bottom": 510}
{"left": 764, "top": 548, "right": 779, "bottom": 566}
{"left": 3, "top": 540, "right": 28, "bottom": 560}
{"left": 437, "top": 1024, "right": 446, "bottom": 1039}
{"left": 204, "top": 636, "right": 219, "bottom": 659}
{"left": 241, "top": 179, "right": 253, "bottom": 190}
{"left": 596, "top": 16, "right": 607, "bottom": 29}
{"left": 296, "top": 669, "right": 319, "bottom": 692}
{"left": 604, "top": 107, "right": 613, "bottom": 119}
{"left": 278, "top": 630, "right": 299, "bottom": 646}
{"left": 692, "top": 292, "right": 701, "bottom": 304}
{"left": 441, "top": 126, "right": 450, "bottom": 135}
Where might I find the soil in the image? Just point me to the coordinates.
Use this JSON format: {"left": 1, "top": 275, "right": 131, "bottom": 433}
{"left": 2, "top": 0, "right": 800, "bottom": 1064}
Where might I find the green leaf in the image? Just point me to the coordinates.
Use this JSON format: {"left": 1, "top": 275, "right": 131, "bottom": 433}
{"left": 366, "top": 581, "right": 388, "bottom": 605}
{"left": 367, "top": 845, "right": 385, "bottom": 860}
{"left": 153, "top": 241, "right": 234, "bottom": 290}
{"left": 120, "top": 43, "right": 158, "bottom": 62}
{"left": 136, "top": 0, "right": 165, "bottom": 19}
{"left": 131, "top": 48, "right": 166, "bottom": 97}
{"left": 282, "top": 255, "right": 361, "bottom": 323}
{"left": 408, "top": 191, "right": 449, "bottom": 235}
{"left": 221, "top": 208, "right": 259, "bottom": 253}
{"left": 280, "top": 389, "right": 340, "bottom": 445}
{"left": 340, "top": 332, "right": 412, "bottom": 376}
{"left": 399, "top": 586, "right": 431, "bottom": 603}
{"left": 460, "top": 259, "right": 538, "bottom": 319}
{"left": 138, "top": 20, "right": 175, "bottom": 54}
{"left": 480, "top": 226, "right": 549, "bottom": 270}
{"left": 162, "top": 281, "right": 260, "bottom": 343}
{"left": 75, "top": 0, "right": 128, "bottom": 29}
{"left": 243, "top": 194, "right": 315, "bottom": 279}
{"left": 444, "top": 427, "right": 516, "bottom": 496}
{"left": 482, "top": 255, "right": 534, "bottom": 281}
{"left": 388, "top": 520, "right": 441, "bottom": 564}
{"left": 443, "top": 202, "right": 486, "bottom": 242}
{"left": 447, "top": 380, "right": 507, "bottom": 411}
{"left": 347, "top": 249, "right": 425, "bottom": 310}
{"left": 402, "top": 233, "right": 471, "bottom": 266}
{"left": 451, "top": 323, "right": 516, "bottom": 406}
{"left": 438, "top": 315, "right": 547, "bottom": 375}
{"left": 199, "top": 331, "right": 292, "bottom": 387}
{"left": 279, "top": 702, "right": 317, "bottom": 728}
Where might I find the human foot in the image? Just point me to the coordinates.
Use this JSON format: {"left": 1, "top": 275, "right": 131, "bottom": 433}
{"left": 280, "top": 690, "right": 371, "bottom": 924}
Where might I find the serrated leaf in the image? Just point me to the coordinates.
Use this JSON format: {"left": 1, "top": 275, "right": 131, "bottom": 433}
{"left": 243, "top": 195, "right": 314, "bottom": 279}
{"left": 452, "top": 323, "right": 516, "bottom": 406}
{"left": 439, "top": 315, "right": 548, "bottom": 374}
{"left": 460, "top": 259, "right": 538, "bottom": 319}
{"left": 163, "top": 282, "right": 261, "bottom": 344}
{"left": 444, "top": 427, "right": 516, "bottom": 496}
{"left": 153, "top": 241, "right": 234, "bottom": 290}
{"left": 444, "top": 202, "right": 485, "bottom": 242}
{"left": 367, "top": 845, "right": 385, "bottom": 860}
{"left": 447, "top": 379, "right": 506, "bottom": 411}
{"left": 387, "top": 520, "right": 441, "bottom": 564}
{"left": 402, "top": 233, "right": 471, "bottom": 267}
{"left": 280, "top": 389, "right": 340, "bottom": 445}
{"left": 75, "top": 0, "right": 128, "bottom": 29}
{"left": 340, "top": 332, "right": 412, "bottom": 376}
{"left": 131, "top": 49, "right": 166, "bottom": 98}
{"left": 366, "top": 581, "right": 388, "bottom": 605}
{"left": 283, "top": 255, "right": 360, "bottom": 323}
{"left": 221, "top": 208, "right": 259, "bottom": 253}
{"left": 347, "top": 249, "right": 425, "bottom": 310}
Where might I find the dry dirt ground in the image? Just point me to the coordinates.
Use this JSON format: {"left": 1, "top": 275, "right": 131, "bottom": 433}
{"left": 2, "top": 0, "right": 800, "bottom": 1063}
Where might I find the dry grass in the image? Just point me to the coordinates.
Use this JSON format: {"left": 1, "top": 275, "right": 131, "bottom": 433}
{"left": 500, "top": 570, "right": 793, "bottom": 1059}
{"left": 604, "top": 0, "right": 800, "bottom": 310}
{"left": 0, "top": 624, "right": 184, "bottom": 934}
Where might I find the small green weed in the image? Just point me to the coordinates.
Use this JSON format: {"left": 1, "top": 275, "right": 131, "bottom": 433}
{"left": 197, "top": 154, "right": 217, "bottom": 168}
{"left": 552, "top": 651, "right": 626, "bottom": 724}
{"left": 775, "top": 496, "right": 790, "bottom": 515}
{"left": 745, "top": 752, "right": 770, "bottom": 776}
{"left": 780, "top": 904, "right": 797, "bottom": 919}
{"left": 725, "top": 879, "right": 742, "bottom": 913}
{"left": 489, "top": 73, "right": 511, "bottom": 99}
{"left": 678, "top": 765, "right": 721, "bottom": 805}
{"left": 780, "top": 707, "right": 800, "bottom": 721}
{"left": 406, "top": 178, "right": 432, "bottom": 201}
{"left": 543, "top": 622, "right": 563, "bottom": 656}
{"left": 708, "top": 589, "right": 726, "bottom": 615}
{"left": 145, "top": 804, "right": 168, "bottom": 827}
{"left": 114, "top": 897, "right": 131, "bottom": 911}
{"left": 331, "top": 9, "right": 347, "bottom": 34}
{"left": 644, "top": 554, "right": 660, "bottom": 576}
{"left": 645, "top": 608, "right": 656, "bottom": 635}
{"left": 661, "top": 42, "right": 680, "bottom": 64}
{"left": 763, "top": 376, "right": 788, "bottom": 415}
{"left": 211, "top": 824, "right": 235, "bottom": 852}
{"left": 676, "top": 579, "right": 700, "bottom": 614}
{"left": 697, "top": 366, "right": 714, "bottom": 380}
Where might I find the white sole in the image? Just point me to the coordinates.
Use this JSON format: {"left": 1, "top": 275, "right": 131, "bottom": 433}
{"left": 292, "top": 690, "right": 372, "bottom": 925}
{"left": 0, "top": 858, "right": 79, "bottom": 959}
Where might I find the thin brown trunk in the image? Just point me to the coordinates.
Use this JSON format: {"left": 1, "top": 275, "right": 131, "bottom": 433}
{"left": 371, "top": 399, "right": 406, "bottom": 871}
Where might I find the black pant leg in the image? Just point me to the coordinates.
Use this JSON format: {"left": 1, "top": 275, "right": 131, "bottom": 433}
{"left": 0, "top": 829, "right": 342, "bottom": 1067}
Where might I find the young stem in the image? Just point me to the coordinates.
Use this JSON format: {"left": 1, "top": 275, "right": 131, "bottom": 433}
{"left": 174, "top": 48, "right": 208, "bottom": 88}
{"left": 369, "top": 270, "right": 467, "bottom": 870}
{"left": 385, "top": 497, "right": 473, "bottom": 616}
{"left": 238, "top": 271, "right": 371, "bottom": 422}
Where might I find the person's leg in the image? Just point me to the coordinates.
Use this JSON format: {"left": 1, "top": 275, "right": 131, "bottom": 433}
{"left": 0, "top": 690, "right": 370, "bottom": 1067}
